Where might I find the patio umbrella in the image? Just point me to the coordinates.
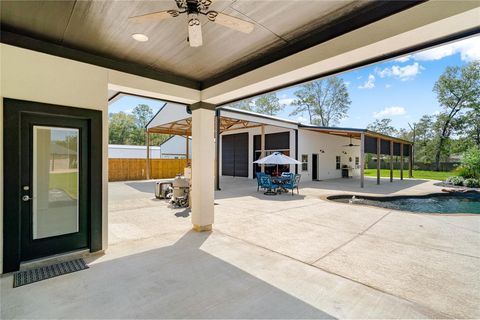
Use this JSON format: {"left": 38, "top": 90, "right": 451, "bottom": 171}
{"left": 253, "top": 152, "right": 302, "bottom": 175}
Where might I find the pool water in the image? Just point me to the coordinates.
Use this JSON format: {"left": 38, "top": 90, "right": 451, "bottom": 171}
{"left": 328, "top": 193, "right": 480, "bottom": 214}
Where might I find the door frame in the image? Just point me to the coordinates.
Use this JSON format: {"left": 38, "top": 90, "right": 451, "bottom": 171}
{"left": 3, "top": 98, "right": 103, "bottom": 273}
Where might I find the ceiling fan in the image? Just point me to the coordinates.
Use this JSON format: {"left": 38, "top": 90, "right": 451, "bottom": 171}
{"left": 343, "top": 136, "right": 360, "bottom": 147}
{"left": 129, "top": 0, "right": 255, "bottom": 47}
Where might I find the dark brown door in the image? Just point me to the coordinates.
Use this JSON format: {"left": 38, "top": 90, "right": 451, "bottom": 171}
{"left": 312, "top": 154, "right": 318, "bottom": 180}
{"left": 222, "top": 133, "right": 248, "bottom": 177}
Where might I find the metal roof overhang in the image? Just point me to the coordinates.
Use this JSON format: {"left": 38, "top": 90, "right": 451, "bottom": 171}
{"left": 147, "top": 105, "right": 299, "bottom": 136}
{"left": 300, "top": 125, "right": 412, "bottom": 145}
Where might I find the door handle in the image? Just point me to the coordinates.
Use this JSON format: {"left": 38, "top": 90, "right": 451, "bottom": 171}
{"left": 22, "top": 195, "right": 32, "bottom": 202}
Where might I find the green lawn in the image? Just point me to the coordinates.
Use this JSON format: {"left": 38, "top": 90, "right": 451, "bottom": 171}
{"left": 49, "top": 171, "right": 78, "bottom": 199}
{"left": 364, "top": 169, "right": 453, "bottom": 181}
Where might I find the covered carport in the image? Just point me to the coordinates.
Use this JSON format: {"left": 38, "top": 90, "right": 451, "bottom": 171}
{"left": 302, "top": 126, "right": 413, "bottom": 188}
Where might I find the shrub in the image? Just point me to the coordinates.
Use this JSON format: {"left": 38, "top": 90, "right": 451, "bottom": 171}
{"left": 446, "top": 176, "right": 464, "bottom": 186}
{"left": 458, "top": 147, "right": 480, "bottom": 179}
{"left": 463, "top": 178, "right": 480, "bottom": 188}
{"left": 455, "top": 166, "right": 473, "bottom": 178}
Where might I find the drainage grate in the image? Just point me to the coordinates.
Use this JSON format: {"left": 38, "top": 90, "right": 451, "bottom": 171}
{"left": 13, "top": 258, "right": 89, "bottom": 288}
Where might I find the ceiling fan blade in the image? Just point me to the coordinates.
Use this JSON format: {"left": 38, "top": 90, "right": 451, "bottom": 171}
{"left": 188, "top": 13, "right": 203, "bottom": 47}
{"left": 129, "top": 10, "right": 178, "bottom": 23}
{"left": 207, "top": 11, "right": 254, "bottom": 34}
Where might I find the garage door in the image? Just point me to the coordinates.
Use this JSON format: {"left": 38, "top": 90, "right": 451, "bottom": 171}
{"left": 222, "top": 133, "right": 248, "bottom": 177}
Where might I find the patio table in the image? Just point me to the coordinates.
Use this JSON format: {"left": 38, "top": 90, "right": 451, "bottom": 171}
{"left": 271, "top": 176, "right": 291, "bottom": 194}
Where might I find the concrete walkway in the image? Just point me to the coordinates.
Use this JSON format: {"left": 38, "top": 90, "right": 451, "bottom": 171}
{"left": 1, "top": 177, "right": 479, "bottom": 318}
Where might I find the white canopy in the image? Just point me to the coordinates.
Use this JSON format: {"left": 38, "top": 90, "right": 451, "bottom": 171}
{"left": 253, "top": 152, "right": 302, "bottom": 165}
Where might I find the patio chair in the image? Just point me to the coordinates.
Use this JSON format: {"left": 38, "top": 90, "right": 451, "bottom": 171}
{"left": 281, "top": 172, "right": 294, "bottom": 179}
{"left": 283, "top": 174, "right": 301, "bottom": 196}
{"left": 259, "top": 175, "right": 278, "bottom": 195}
{"left": 256, "top": 172, "right": 267, "bottom": 192}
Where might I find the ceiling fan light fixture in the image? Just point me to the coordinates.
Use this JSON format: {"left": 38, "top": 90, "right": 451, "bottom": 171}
{"left": 187, "top": 13, "right": 202, "bottom": 47}
{"left": 131, "top": 33, "right": 149, "bottom": 42}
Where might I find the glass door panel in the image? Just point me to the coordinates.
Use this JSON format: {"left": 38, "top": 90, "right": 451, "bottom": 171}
{"left": 32, "top": 126, "right": 79, "bottom": 239}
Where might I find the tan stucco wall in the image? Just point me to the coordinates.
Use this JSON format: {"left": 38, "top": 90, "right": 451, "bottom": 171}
{"left": 0, "top": 44, "right": 108, "bottom": 274}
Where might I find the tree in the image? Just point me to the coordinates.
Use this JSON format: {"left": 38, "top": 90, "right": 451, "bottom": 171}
{"left": 228, "top": 98, "right": 255, "bottom": 111}
{"left": 109, "top": 112, "right": 137, "bottom": 145}
{"left": 109, "top": 105, "right": 169, "bottom": 146}
{"left": 366, "top": 118, "right": 397, "bottom": 136}
{"left": 460, "top": 146, "right": 480, "bottom": 178}
{"left": 432, "top": 62, "right": 480, "bottom": 170}
{"left": 132, "top": 104, "right": 154, "bottom": 128}
{"left": 290, "top": 76, "right": 350, "bottom": 126}
{"left": 412, "top": 115, "right": 437, "bottom": 163}
{"left": 464, "top": 109, "right": 480, "bottom": 147}
{"left": 254, "top": 93, "right": 282, "bottom": 115}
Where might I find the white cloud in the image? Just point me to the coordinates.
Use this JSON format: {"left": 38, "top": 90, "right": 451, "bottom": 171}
{"left": 385, "top": 84, "right": 391, "bottom": 89}
{"left": 373, "top": 106, "right": 406, "bottom": 118}
{"left": 278, "top": 93, "right": 295, "bottom": 105}
{"left": 296, "top": 116, "right": 308, "bottom": 124}
{"left": 358, "top": 74, "right": 375, "bottom": 89}
{"left": 124, "top": 108, "right": 134, "bottom": 114}
{"left": 393, "top": 36, "right": 480, "bottom": 63}
{"left": 376, "top": 62, "right": 423, "bottom": 81}
{"left": 279, "top": 98, "right": 295, "bottom": 105}
{"left": 394, "top": 55, "right": 411, "bottom": 63}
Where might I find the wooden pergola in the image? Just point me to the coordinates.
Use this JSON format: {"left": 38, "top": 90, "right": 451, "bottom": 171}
{"left": 302, "top": 126, "right": 413, "bottom": 188}
{"left": 146, "top": 113, "right": 272, "bottom": 185}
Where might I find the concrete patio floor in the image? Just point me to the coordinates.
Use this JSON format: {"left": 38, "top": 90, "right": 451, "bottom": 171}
{"left": 1, "top": 177, "right": 479, "bottom": 318}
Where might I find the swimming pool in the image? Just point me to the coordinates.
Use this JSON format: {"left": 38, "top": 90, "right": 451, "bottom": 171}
{"left": 327, "top": 192, "right": 480, "bottom": 214}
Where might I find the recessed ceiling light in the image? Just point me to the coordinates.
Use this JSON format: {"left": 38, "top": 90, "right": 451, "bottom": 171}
{"left": 132, "top": 33, "right": 149, "bottom": 42}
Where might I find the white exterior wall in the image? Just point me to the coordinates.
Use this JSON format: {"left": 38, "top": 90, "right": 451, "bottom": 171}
{"left": 219, "top": 126, "right": 296, "bottom": 179}
{"left": 159, "top": 136, "right": 192, "bottom": 159}
{"left": 297, "top": 130, "right": 361, "bottom": 181}
{"left": 108, "top": 145, "right": 162, "bottom": 159}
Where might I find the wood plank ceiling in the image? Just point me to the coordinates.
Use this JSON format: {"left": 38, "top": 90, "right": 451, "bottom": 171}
{"left": 0, "top": 0, "right": 420, "bottom": 88}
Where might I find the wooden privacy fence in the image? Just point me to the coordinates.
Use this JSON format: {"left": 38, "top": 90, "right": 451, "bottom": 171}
{"left": 109, "top": 158, "right": 188, "bottom": 181}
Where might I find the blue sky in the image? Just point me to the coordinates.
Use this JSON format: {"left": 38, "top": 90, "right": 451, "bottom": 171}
{"left": 110, "top": 35, "right": 479, "bottom": 130}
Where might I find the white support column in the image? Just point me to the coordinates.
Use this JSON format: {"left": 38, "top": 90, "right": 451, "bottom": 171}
{"left": 260, "top": 125, "right": 265, "bottom": 173}
{"left": 390, "top": 140, "right": 394, "bottom": 182}
{"left": 146, "top": 131, "right": 150, "bottom": 180}
{"left": 400, "top": 143, "right": 404, "bottom": 180}
{"left": 191, "top": 102, "right": 215, "bottom": 232}
{"left": 360, "top": 133, "right": 365, "bottom": 188}
{"left": 376, "top": 138, "right": 381, "bottom": 185}
{"left": 185, "top": 134, "right": 189, "bottom": 165}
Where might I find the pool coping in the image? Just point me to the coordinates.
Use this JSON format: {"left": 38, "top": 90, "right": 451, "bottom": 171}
{"left": 321, "top": 191, "right": 480, "bottom": 216}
